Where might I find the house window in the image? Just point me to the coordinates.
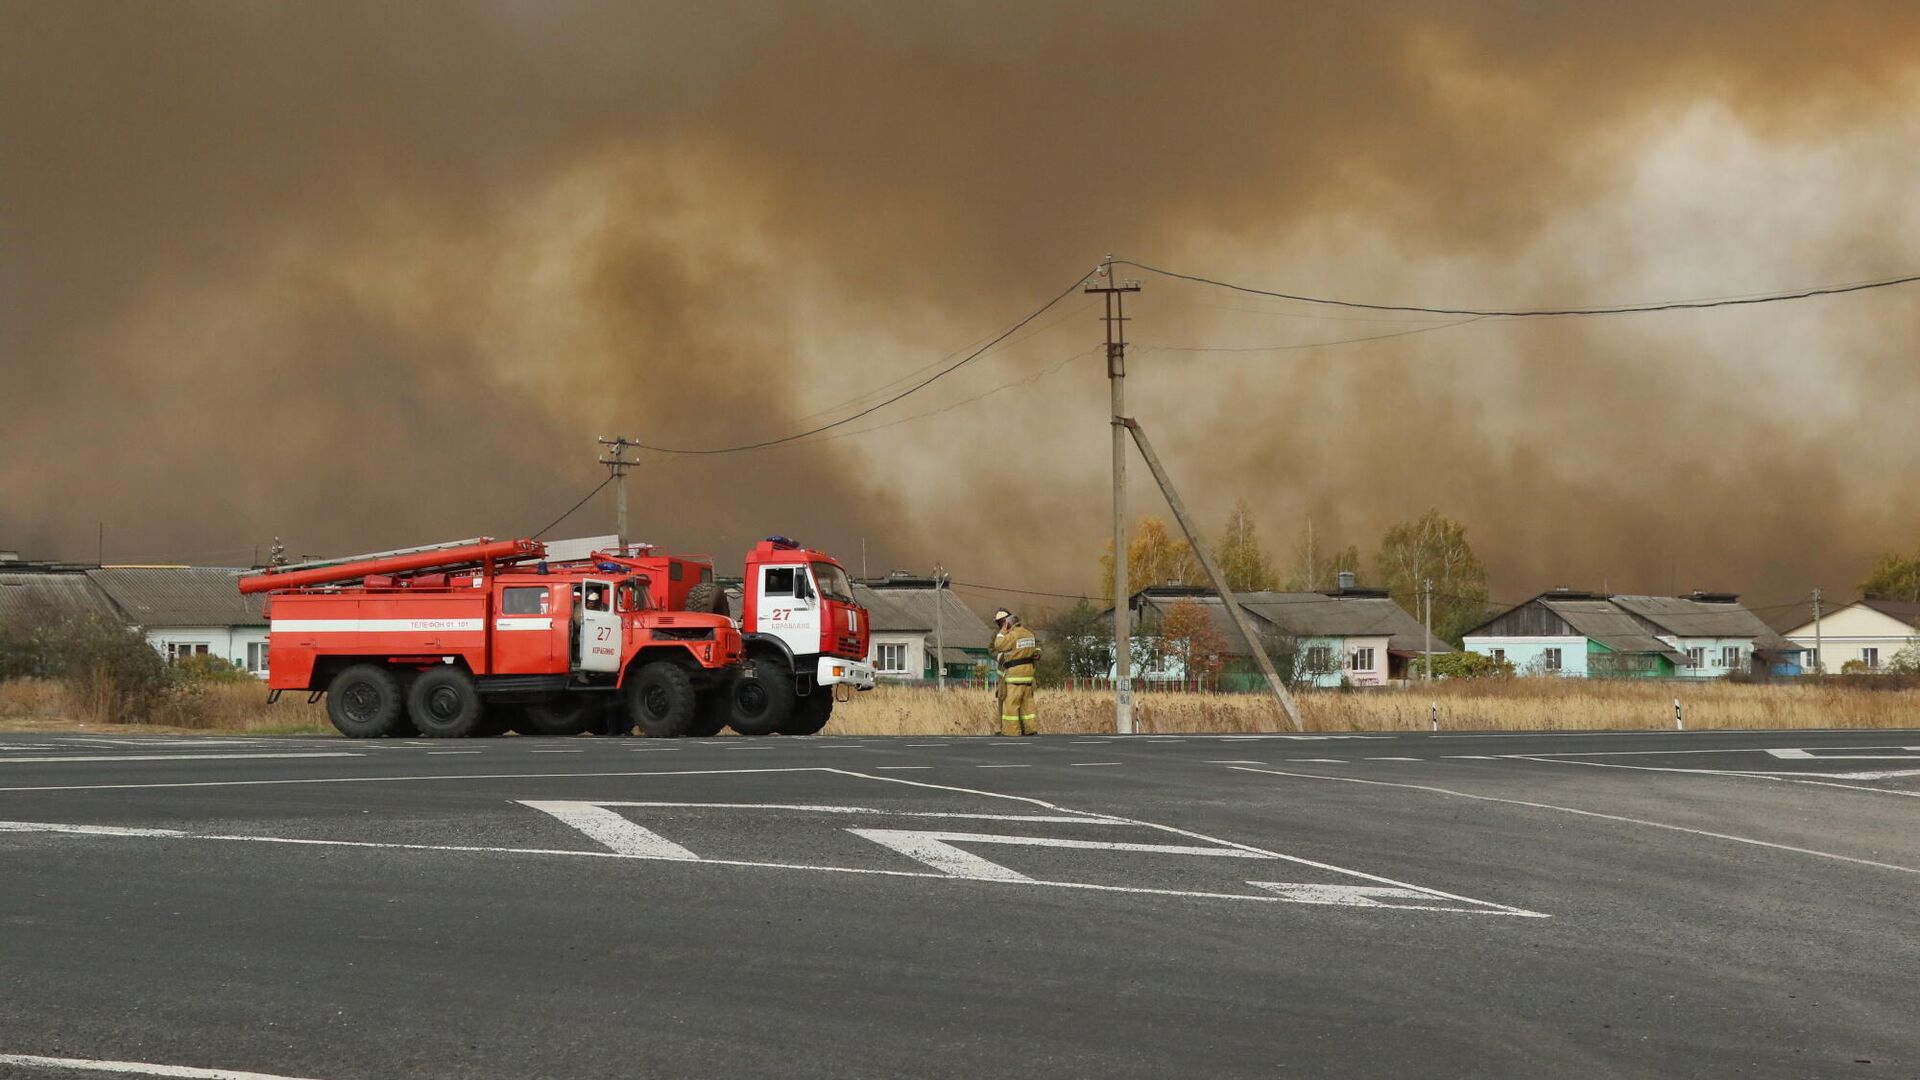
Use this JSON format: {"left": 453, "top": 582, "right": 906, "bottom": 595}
{"left": 875, "top": 643, "right": 908, "bottom": 673}
{"left": 165, "top": 642, "right": 210, "bottom": 662}
{"left": 1862, "top": 647, "right": 1880, "bottom": 669}
{"left": 1490, "top": 648, "right": 1505, "bottom": 663}
{"left": 1349, "top": 647, "right": 1375, "bottom": 672}
{"left": 1305, "top": 645, "right": 1333, "bottom": 673}
{"left": 1719, "top": 645, "right": 1743, "bottom": 669}
{"left": 1685, "top": 647, "right": 1704, "bottom": 669}
{"left": 246, "top": 641, "right": 269, "bottom": 673}
{"left": 1543, "top": 647, "right": 1563, "bottom": 672}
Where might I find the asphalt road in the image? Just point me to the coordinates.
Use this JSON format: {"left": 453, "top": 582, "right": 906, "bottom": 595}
{"left": 2, "top": 727, "right": 1918, "bottom": 1079}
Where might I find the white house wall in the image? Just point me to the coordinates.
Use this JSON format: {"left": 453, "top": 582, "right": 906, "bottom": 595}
{"left": 1662, "top": 637, "right": 1753, "bottom": 678}
{"left": 1464, "top": 636, "right": 1589, "bottom": 677}
{"left": 1785, "top": 606, "right": 1920, "bottom": 673}
{"left": 868, "top": 632, "right": 927, "bottom": 679}
{"left": 144, "top": 625, "right": 271, "bottom": 679}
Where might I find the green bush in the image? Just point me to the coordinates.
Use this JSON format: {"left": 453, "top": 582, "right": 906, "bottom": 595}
{"left": 1427, "top": 651, "right": 1515, "bottom": 680}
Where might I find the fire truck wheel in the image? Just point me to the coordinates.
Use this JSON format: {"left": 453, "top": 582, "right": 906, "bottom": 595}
{"left": 687, "top": 690, "right": 729, "bottom": 737}
{"left": 685, "top": 582, "right": 729, "bottom": 618}
{"left": 779, "top": 693, "right": 833, "bottom": 737}
{"left": 727, "top": 656, "right": 795, "bottom": 737}
{"left": 406, "top": 668, "right": 484, "bottom": 738}
{"left": 628, "top": 662, "right": 696, "bottom": 737}
{"left": 326, "top": 665, "right": 405, "bottom": 738}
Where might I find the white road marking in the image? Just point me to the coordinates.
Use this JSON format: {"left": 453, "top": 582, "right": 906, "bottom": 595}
{"left": 1366, "top": 757, "right": 1422, "bottom": 762}
{"left": 0, "top": 753, "right": 359, "bottom": 765}
{"left": 1443, "top": 755, "right": 1500, "bottom": 760}
{"left": 977, "top": 764, "right": 1030, "bottom": 769}
{"left": 846, "top": 829, "right": 1035, "bottom": 881}
{"left": 1764, "top": 747, "right": 1920, "bottom": 760}
{"left": 0, "top": 765, "right": 830, "bottom": 794}
{"left": 1207, "top": 760, "right": 1267, "bottom": 765}
{"left": 426, "top": 751, "right": 481, "bottom": 755}
{"left": 1515, "top": 756, "right": 1920, "bottom": 798}
{"left": 529, "top": 750, "right": 584, "bottom": 754}
{"left": 0, "top": 1052, "right": 324, "bottom": 1079}
{"left": 1508, "top": 745, "right": 1920, "bottom": 759}
{"left": 1230, "top": 766, "right": 1920, "bottom": 876}
{"left": 873, "top": 765, "right": 932, "bottom": 770}
{"left": 533, "top": 802, "right": 1102, "bottom": 823}
{"left": 1248, "top": 882, "right": 1449, "bottom": 907}
{"left": 0, "top": 821, "right": 188, "bottom": 838}
{"left": 518, "top": 801, "right": 700, "bottom": 859}
{"left": 845, "top": 769, "right": 1541, "bottom": 916}
{"left": 1068, "top": 762, "right": 1122, "bottom": 767}
{"left": 1290, "top": 758, "right": 1346, "bottom": 764}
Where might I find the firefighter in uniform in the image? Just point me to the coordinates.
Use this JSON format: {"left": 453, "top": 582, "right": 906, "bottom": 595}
{"left": 990, "top": 609, "right": 1040, "bottom": 736}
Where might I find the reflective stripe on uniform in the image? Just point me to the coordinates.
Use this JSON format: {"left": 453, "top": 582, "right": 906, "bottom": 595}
{"left": 1001, "top": 715, "right": 1021, "bottom": 721}
{"left": 1004, "top": 676, "right": 1035, "bottom": 684}
{"left": 1019, "top": 714, "right": 1036, "bottom": 720}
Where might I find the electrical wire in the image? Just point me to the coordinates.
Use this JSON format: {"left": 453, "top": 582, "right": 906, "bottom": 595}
{"left": 635, "top": 274, "right": 1091, "bottom": 456}
{"left": 1118, "top": 259, "right": 1920, "bottom": 318}
{"left": 532, "top": 475, "right": 611, "bottom": 539}
{"left": 1137, "top": 315, "right": 1488, "bottom": 354}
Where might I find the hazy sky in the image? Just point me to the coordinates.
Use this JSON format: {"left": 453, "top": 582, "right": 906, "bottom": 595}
{"left": 5, "top": 1, "right": 1918, "bottom": 615}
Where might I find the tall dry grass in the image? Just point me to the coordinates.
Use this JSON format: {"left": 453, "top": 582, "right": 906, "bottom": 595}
{"left": 0, "top": 677, "right": 330, "bottom": 734}
{"left": 4, "top": 675, "right": 1914, "bottom": 737}
{"left": 824, "top": 680, "right": 1920, "bottom": 736}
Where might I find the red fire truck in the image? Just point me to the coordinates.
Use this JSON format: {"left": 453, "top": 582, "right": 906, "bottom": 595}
{"left": 239, "top": 538, "right": 743, "bottom": 739}
{"left": 240, "top": 535, "right": 875, "bottom": 739}
{"left": 597, "top": 535, "right": 874, "bottom": 735}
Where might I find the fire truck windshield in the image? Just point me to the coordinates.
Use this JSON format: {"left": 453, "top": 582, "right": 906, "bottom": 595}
{"left": 810, "top": 563, "right": 855, "bottom": 603}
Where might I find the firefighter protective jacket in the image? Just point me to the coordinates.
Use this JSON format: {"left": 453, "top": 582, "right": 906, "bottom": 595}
{"left": 991, "top": 624, "right": 1040, "bottom": 683}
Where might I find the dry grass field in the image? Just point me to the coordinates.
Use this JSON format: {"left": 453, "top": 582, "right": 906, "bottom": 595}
{"left": 3, "top": 676, "right": 1914, "bottom": 737}
{"left": 826, "top": 679, "right": 1920, "bottom": 735}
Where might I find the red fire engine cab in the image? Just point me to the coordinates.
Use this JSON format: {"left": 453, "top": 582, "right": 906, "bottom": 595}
{"left": 618, "top": 536, "right": 875, "bottom": 736}
{"left": 238, "top": 537, "right": 742, "bottom": 739}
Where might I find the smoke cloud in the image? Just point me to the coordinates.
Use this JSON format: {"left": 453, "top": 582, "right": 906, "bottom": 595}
{"left": 5, "top": 1, "right": 1920, "bottom": 614}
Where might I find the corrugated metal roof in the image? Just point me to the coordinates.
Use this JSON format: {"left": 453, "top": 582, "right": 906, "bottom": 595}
{"left": 1862, "top": 598, "right": 1920, "bottom": 625}
{"left": 86, "top": 567, "right": 264, "bottom": 627}
{"left": 853, "top": 584, "right": 994, "bottom": 649}
{"left": 1130, "top": 590, "right": 1437, "bottom": 655}
{"left": 1540, "top": 599, "right": 1688, "bottom": 661}
{"left": 1610, "top": 595, "right": 1797, "bottom": 651}
{"left": 0, "top": 572, "right": 124, "bottom": 624}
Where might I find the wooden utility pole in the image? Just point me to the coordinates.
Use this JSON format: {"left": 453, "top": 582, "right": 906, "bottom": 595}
{"left": 1086, "top": 256, "right": 1141, "bottom": 733}
{"left": 597, "top": 437, "right": 641, "bottom": 552}
{"left": 933, "top": 563, "right": 948, "bottom": 691}
{"left": 1811, "top": 586, "right": 1824, "bottom": 676}
{"left": 1119, "top": 418, "right": 1303, "bottom": 731}
{"left": 1423, "top": 577, "right": 1435, "bottom": 681}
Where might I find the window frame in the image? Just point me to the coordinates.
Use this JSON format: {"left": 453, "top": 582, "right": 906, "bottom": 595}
{"left": 1543, "top": 647, "right": 1563, "bottom": 672}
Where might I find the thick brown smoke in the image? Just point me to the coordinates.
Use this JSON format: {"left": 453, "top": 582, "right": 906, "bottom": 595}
{"left": 5, "top": 1, "right": 1920, "bottom": 614}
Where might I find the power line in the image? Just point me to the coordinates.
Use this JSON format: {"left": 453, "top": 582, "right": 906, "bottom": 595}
{"left": 635, "top": 274, "right": 1090, "bottom": 456}
{"left": 1119, "top": 259, "right": 1920, "bottom": 318}
{"left": 533, "top": 475, "right": 611, "bottom": 539}
{"left": 1138, "top": 315, "right": 1488, "bottom": 354}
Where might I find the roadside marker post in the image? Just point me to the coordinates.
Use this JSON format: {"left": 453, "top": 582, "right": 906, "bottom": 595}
{"left": 1674, "top": 699, "right": 1684, "bottom": 731}
{"left": 1430, "top": 702, "right": 1438, "bottom": 732}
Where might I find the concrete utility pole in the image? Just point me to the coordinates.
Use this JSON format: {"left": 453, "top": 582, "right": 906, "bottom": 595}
{"left": 1423, "top": 577, "right": 1435, "bottom": 681}
{"left": 933, "top": 563, "right": 947, "bottom": 691}
{"left": 596, "top": 437, "right": 641, "bottom": 553}
{"left": 1811, "top": 586, "right": 1824, "bottom": 676}
{"left": 1120, "top": 418, "right": 1304, "bottom": 731}
{"left": 1087, "top": 256, "right": 1141, "bottom": 733}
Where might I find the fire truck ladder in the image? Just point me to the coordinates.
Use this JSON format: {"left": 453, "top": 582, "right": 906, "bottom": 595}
{"left": 238, "top": 537, "right": 545, "bottom": 594}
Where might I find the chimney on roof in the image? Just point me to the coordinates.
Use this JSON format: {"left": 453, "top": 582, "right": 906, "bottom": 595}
{"left": 1336, "top": 570, "right": 1356, "bottom": 591}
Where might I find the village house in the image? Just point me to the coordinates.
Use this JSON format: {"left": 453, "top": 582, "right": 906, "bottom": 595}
{"left": 1104, "top": 578, "right": 1440, "bottom": 688}
{"left": 0, "top": 561, "right": 269, "bottom": 677}
{"left": 1783, "top": 598, "right": 1920, "bottom": 673}
{"left": 1463, "top": 590, "right": 1686, "bottom": 677}
{"left": 1464, "top": 589, "right": 1797, "bottom": 678}
{"left": 852, "top": 574, "right": 994, "bottom": 681}
{"left": 1608, "top": 593, "right": 1803, "bottom": 677}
